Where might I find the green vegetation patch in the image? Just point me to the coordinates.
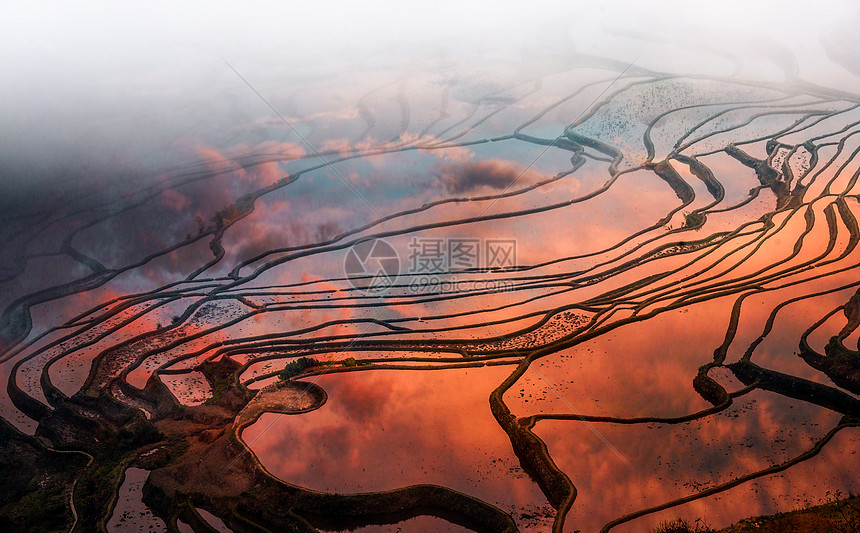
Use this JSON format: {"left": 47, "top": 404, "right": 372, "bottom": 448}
{"left": 278, "top": 357, "right": 322, "bottom": 381}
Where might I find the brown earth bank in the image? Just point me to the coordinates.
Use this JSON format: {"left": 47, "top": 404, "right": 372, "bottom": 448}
{"left": 652, "top": 494, "right": 860, "bottom": 533}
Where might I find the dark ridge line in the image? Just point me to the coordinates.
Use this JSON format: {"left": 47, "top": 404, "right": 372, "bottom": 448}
{"left": 598, "top": 422, "right": 858, "bottom": 532}
{"left": 151, "top": 295, "right": 588, "bottom": 378}
{"left": 7, "top": 63, "right": 860, "bottom": 533}
{"left": 225, "top": 134, "right": 576, "bottom": 277}
{"left": 482, "top": 229, "right": 860, "bottom": 527}
{"left": 671, "top": 94, "right": 806, "bottom": 152}
{"left": 235, "top": 356, "right": 525, "bottom": 384}
{"left": 161, "top": 289, "right": 583, "bottom": 367}
{"left": 676, "top": 98, "right": 844, "bottom": 156}
{"left": 427, "top": 78, "right": 545, "bottom": 146}
{"left": 622, "top": 198, "right": 831, "bottom": 313}
{"left": 421, "top": 70, "right": 555, "bottom": 146}
{"left": 14, "top": 127, "right": 557, "bottom": 333}
{"left": 520, "top": 383, "right": 757, "bottom": 429}
{"left": 566, "top": 75, "right": 676, "bottom": 131}
{"left": 774, "top": 105, "right": 860, "bottom": 146}
{"left": 716, "top": 251, "right": 860, "bottom": 365}
{"left": 514, "top": 75, "right": 622, "bottom": 137}
{"left": 685, "top": 108, "right": 837, "bottom": 158}
{"left": 644, "top": 95, "right": 798, "bottom": 163}
{"left": 231, "top": 162, "right": 643, "bottom": 289}
{"left": 139, "top": 189, "right": 852, "bottom": 406}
